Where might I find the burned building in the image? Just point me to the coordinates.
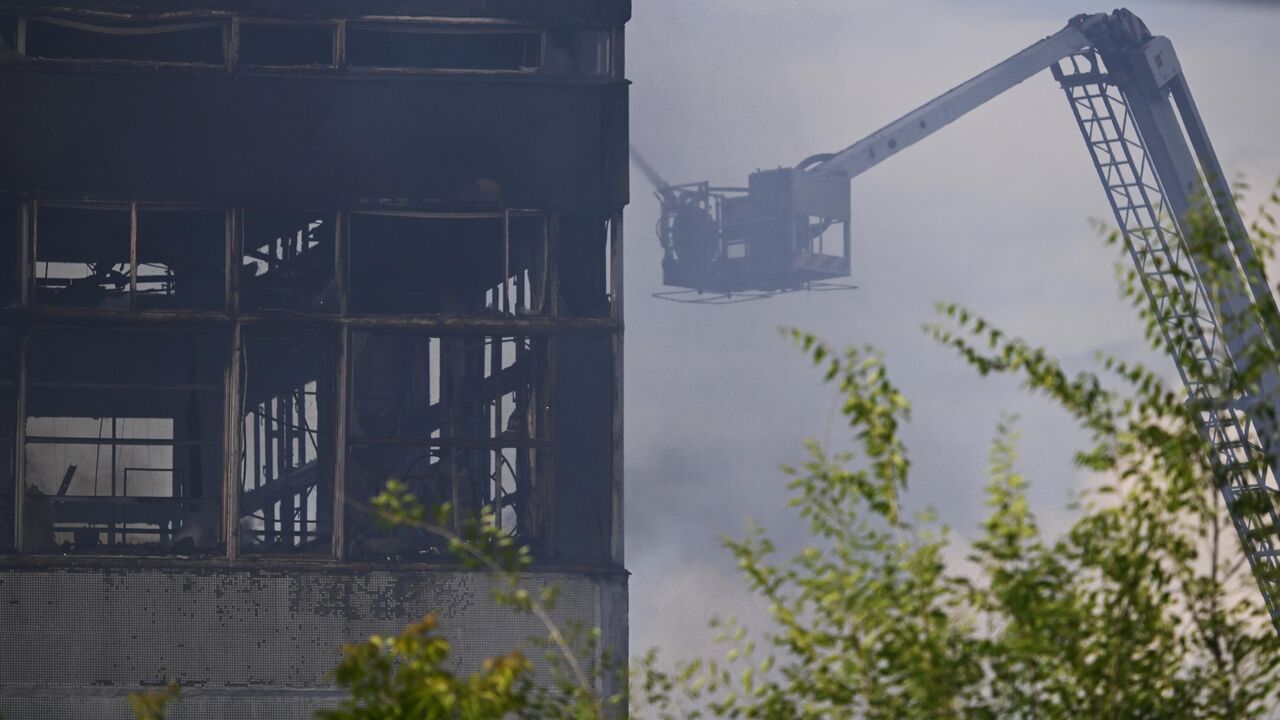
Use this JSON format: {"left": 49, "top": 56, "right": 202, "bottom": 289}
{"left": 0, "top": 1, "right": 628, "bottom": 716}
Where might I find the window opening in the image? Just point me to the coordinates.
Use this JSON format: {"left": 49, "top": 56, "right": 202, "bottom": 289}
{"left": 22, "top": 329, "right": 225, "bottom": 554}
{"left": 502, "top": 213, "right": 549, "bottom": 317}
{"left": 542, "top": 28, "right": 611, "bottom": 76}
{"left": 0, "top": 198, "right": 19, "bottom": 307}
{"left": 239, "top": 329, "right": 334, "bottom": 554}
{"left": 241, "top": 210, "right": 336, "bottom": 312}
{"left": 349, "top": 213, "right": 506, "bottom": 315}
{"left": 24, "top": 16, "right": 226, "bottom": 64}
{"left": 135, "top": 207, "right": 226, "bottom": 310}
{"left": 345, "top": 332, "right": 547, "bottom": 559}
{"left": 0, "top": 16, "right": 17, "bottom": 56}
{"left": 33, "top": 205, "right": 132, "bottom": 308}
{"left": 548, "top": 333, "right": 614, "bottom": 563}
{"left": 32, "top": 205, "right": 226, "bottom": 310}
{"left": 238, "top": 21, "right": 335, "bottom": 67}
{"left": 557, "top": 214, "right": 612, "bottom": 318}
{"left": 346, "top": 24, "right": 542, "bottom": 71}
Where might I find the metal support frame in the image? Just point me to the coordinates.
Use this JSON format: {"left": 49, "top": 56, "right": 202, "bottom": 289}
{"left": 12, "top": 330, "right": 25, "bottom": 552}
{"left": 1055, "top": 49, "right": 1280, "bottom": 627}
{"left": 331, "top": 326, "right": 349, "bottom": 558}
{"left": 609, "top": 211, "right": 624, "bottom": 566}
{"left": 223, "top": 324, "right": 243, "bottom": 561}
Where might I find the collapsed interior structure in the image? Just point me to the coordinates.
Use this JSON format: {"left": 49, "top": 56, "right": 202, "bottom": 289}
{"left": 0, "top": 2, "right": 628, "bottom": 717}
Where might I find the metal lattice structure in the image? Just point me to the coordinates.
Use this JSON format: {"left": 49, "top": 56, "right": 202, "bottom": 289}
{"left": 1056, "top": 50, "right": 1280, "bottom": 624}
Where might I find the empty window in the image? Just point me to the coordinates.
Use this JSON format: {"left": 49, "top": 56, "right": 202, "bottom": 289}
{"left": 345, "top": 332, "right": 547, "bottom": 559}
{"left": 33, "top": 205, "right": 132, "bottom": 308}
{"left": 135, "top": 208, "right": 226, "bottom": 310}
{"left": 0, "top": 16, "right": 16, "bottom": 55}
{"left": 24, "top": 17, "right": 226, "bottom": 64}
{"left": 347, "top": 25, "right": 542, "bottom": 71}
{"left": 542, "top": 28, "right": 612, "bottom": 76}
{"left": 238, "top": 21, "right": 334, "bottom": 67}
{"left": 508, "top": 214, "right": 550, "bottom": 316}
{"left": 349, "top": 212, "right": 546, "bottom": 316}
{"left": 23, "top": 329, "right": 225, "bottom": 554}
{"left": 557, "top": 214, "right": 613, "bottom": 318}
{"left": 548, "top": 334, "right": 613, "bottom": 563}
{"left": 32, "top": 205, "right": 226, "bottom": 310}
{"left": 239, "top": 329, "right": 335, "bottom": 554}
{"left": 241, "top": 210, "right": 336, "bottom": 312}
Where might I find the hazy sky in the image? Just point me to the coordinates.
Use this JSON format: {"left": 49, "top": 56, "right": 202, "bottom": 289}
{"left": 623, "top": 0, "right": 1280, "bottom": 661}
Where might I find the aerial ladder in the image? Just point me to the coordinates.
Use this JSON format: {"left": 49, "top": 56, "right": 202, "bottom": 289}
{"left": 641, "top": 9, "right": 1280, "bottom": 629}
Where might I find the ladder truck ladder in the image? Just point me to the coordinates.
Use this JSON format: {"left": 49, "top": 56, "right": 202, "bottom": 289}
{"left": 1054, "top": 49, "right": 1280, "bottom": 625}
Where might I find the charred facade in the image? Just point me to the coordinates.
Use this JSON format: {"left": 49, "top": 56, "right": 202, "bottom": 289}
{"left": 0, "top": 2, "right": 628, "bottom": 717}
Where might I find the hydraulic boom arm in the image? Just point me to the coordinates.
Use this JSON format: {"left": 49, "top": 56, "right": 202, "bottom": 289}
{"left": 816, "top": 14, "right": 1101, "bottom": 179}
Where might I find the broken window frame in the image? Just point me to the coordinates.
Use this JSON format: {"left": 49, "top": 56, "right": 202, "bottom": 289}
{"left": 3, "top": 194, "right": 618, "bottom": 565}
{"left": 233, "top": 18, "right": 339, "bottom": 69}
{"left": 342, "top": 329, "right": 552, "bottom": 560}
{"left": 0, "top": 196, "right": 21, "bottom": 308}
{"left": 344, "top": 21, "right": 546, "bottom": 74}
{"left": 0, "top": 11, "right": 620, "bottom": 78}
{"left": 18, "top": 326, "right": 228, "bottom": 555}
{"left": 346, "top": 209, "right": 549, "bottom": 318}
{"left": 17, "top": 14, "right": 230, "bottom": 67}
{"left": 29, "top": 201, "right": 230, "bottom": 312}
{"left": 553, "top": 212, "right": 619, "bottom": 320}
{"left": 237, "top": 327, "right": 337, "bottom": 555}
{"left": 239, "top": 208, "right": 339, "bottom": 314}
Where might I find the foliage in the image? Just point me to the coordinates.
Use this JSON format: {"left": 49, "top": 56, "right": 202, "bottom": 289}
{"left": 319, "top": 613, "right": 533, "bottom": 720}
{"left": 630, "top": 187, "right": 1280, "bottom": 719}
{"left": 631, "top": 328, "right": 1280, "bottom": 718}
{"left": 327, "top": 486, "right": 620, "bottom": 720}
{"left": 127, "top": 683, "right": 181, "bottom": 720}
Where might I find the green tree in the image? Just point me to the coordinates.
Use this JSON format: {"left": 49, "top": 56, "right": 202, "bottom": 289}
{"left": 319, "top": 613, "right": 533, "bottom": 720}
{"left": 630, "top": 187, "right": 1280, "bottom": 719}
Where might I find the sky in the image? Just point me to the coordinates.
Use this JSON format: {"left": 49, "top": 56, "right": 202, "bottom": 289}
{"left": 622, "top": 0, "right": 1280, "bottom": 662}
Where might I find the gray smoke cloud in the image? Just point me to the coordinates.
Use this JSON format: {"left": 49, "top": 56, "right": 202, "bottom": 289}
{"left": 624, "top": 0, "right": 1280, "bottom": 661}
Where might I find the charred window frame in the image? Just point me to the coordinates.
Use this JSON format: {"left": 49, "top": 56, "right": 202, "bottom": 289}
{"left": 240, "top": 209, "right": 338, "bottom": 313}
{"left": 30, "top": 202, "right": 229, "bottom": 311}
{"left": 345, "top": 22, "right": 544, "bottom": 73}
{"left": 555, "top": 213, "right": 617, "bottom": 319}
{"left": 542, "top": 26, "right": 615, "bottom": 77}
{"left": 343, "top": 330, "right": 550, "bottom": 560}
{"left": 1, "top": 13, "right": 619, "bottom": 78}
{"left": 0, "top": 197, "right": 19, "bottom": 308}
{"left": 347, "top": 211, "right": 548, "bottom": 317}
{"left": 235, "top": 19, "right": 337, "bottom": 68}
{"left": 238, "top": 327, "right": 336, "bottom": 555}
{"left": 18, "top": 15, "right": 229, "bottom": 66}
{"left": 0, "top": 15, "right": 17, "bottom": 56}
{"left": 548, "top": 332, "right": 615, "bottom": 564}
{"left": 6, "top": 197, "right": 618, "bottom": 564}
{"left": 20, "top": 327, "right": 227, "bottom": 555}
